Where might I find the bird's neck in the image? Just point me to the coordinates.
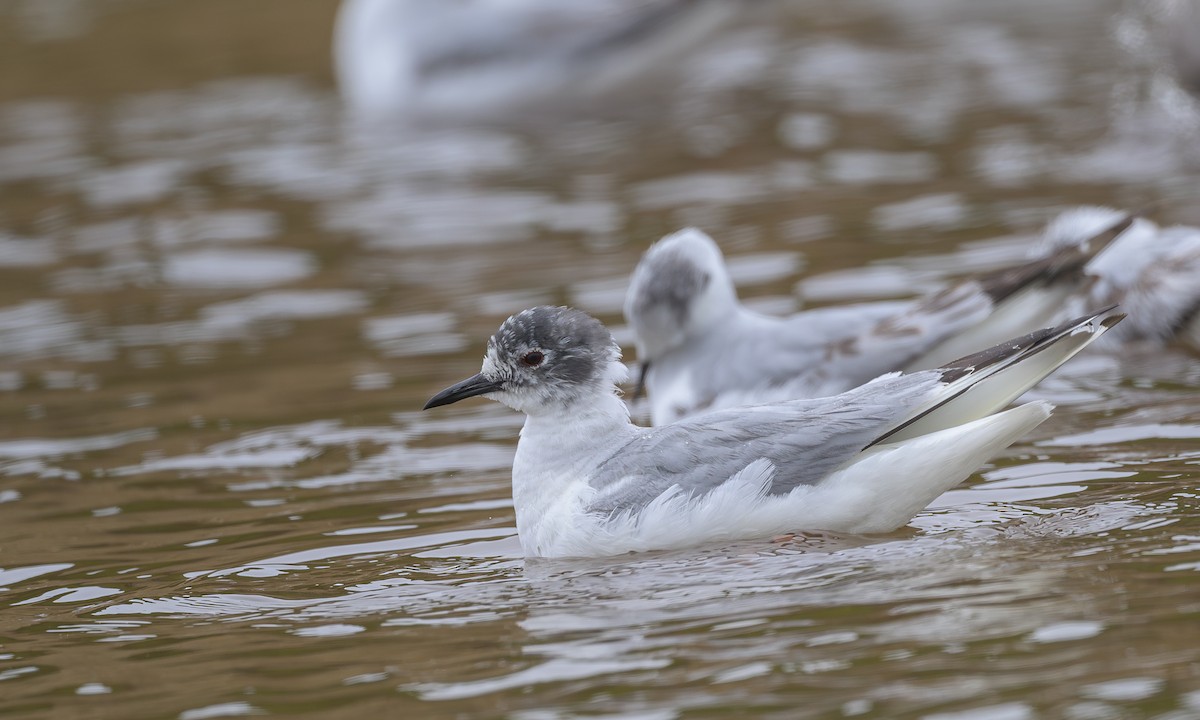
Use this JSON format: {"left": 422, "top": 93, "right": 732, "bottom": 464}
{"left": 518, "top": 391, "right": 635, "bottom": 461}
{"left": 510, "top": 392, "right": 638, "bottom": 555}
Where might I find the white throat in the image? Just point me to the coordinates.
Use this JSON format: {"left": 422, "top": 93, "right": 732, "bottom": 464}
{"left": 510, "top": 391, "right": 637, "bottom": 556}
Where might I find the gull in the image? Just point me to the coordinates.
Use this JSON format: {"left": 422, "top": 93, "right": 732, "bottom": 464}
{"left": 625, "top": 212, "right": 1143, "bottom": 425}
{"left": 334, "top": 0, "right": 745, "bottom": 122}
{"left": 1168, "top": 0, "right": 1200, "bottom": 98}
{"left": 1034, "top": 206, "right": 1200, "bottom": 348}
{"left": 423, "top": 305, "right": 1122, "bottom": 558}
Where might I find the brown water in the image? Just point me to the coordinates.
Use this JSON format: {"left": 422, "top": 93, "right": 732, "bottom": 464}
{"left": 1, "top": 1, "right": 1199, "bottom": 718}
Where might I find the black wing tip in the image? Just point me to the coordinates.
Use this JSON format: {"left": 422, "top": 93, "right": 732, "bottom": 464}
{"left": 1076, "top": 303, "right": 1121, "bottom": 326}
{"left": 975, "top": 211, "right": 1138, "bottom": 304}
{"left": 1101, "top": 312, "right": 1127, "bottom": 330}
{"left": 870, "top": 306, "right": 1122, "bottom": 450}
{"left": 937, "top": 305, "right": 1122, "bottom": 383}
{"left": 1047, "top": 304, "right": 1123, "bottom": 339}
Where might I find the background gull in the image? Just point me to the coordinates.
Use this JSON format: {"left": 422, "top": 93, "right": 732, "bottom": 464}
{"left": 1034, "top": 206, "right": 1200, "bottom": 347}
{"left": 1167, "top": 0, "right": 1200, "bottom": 97}
{"left": 333, "top": 0, "right": 750, "bottom": 123}
{"left": 423, "top": 305, "right": 1123, "bottom": 558}
{"left": 624, "top": 207, "right": 1199, "bottom": 425}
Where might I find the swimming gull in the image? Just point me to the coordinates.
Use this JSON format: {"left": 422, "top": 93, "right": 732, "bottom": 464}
{"left": 623, "top": 208, "right": 1187, "bottom": 424}
{"left": 423, "top": 305, "right": 1122, "bottom": 557}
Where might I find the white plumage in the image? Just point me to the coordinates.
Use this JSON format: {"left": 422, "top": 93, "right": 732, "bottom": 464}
{"left": 626, "top": 207, "right": 1196, "bottom": 425}
{"left": 424, "top": 305, "right": 1122, "bottom": 558}
{"left": 1036, "top": 206, "right": 1200, "bottom": 347}
{"left": 333, "top": 0, "right": 742, "bottom": 123}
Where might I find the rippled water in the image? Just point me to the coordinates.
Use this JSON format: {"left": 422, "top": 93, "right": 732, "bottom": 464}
{"left": 1, "top": 1, "right": 1199, "bottom": 718}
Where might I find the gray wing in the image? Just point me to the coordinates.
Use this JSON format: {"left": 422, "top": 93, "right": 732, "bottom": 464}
{"left": 826, "top": 280, "right": 997, "bottom": 381}
{"left": 587, "top": 371, "right": 942, "bottom": 514}
{"left": 706, "top": 288, "right": 989, "bottom": 401}
{"left": 415, "top": 1, "right": 722, "bottom": 78}
{"left": 773, "top": 264, "right": 1085, "bottom": 391}
{"left": 670, "top": 300, "right": 919, "bottom": 409}
{"left": 770, "top": 296, "right": 968, "bottom": 389}
{"left": 764, "top": 212, "right": 1139, "bottom": 389}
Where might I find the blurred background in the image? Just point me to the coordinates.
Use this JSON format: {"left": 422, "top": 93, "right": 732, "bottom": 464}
{"left": 0, "top": 1, "right": 1198, "bottom": 718}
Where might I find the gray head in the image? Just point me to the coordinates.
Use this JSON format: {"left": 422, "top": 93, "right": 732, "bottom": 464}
{"left": 423, "top": 306, "right": 627, "bottom": 415}
{"left": 624, "top": 228, "right": 739, "bottom": 365}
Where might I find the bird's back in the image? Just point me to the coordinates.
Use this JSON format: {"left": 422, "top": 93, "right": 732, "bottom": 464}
{"left": 593, "top": 370, "right": 941, "bottom": 514}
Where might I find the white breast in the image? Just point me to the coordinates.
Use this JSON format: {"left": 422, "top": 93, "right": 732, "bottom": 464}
{"left": 512, "top": 403, "right": 1050, "bottom": 558}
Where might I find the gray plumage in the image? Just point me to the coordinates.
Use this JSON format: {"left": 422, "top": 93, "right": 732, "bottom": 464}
{"left": 414, "top": 1, "right": 704, "bottom": 79}
{"left": 625, "top": 217, "right": 1134, "bottom": 425}
{"left": 424, "top": 305, "right": 1122, "bottom": 557}
{"left": 586, "top": 370, "right": 937, "bottom": 514}
{"left": 335, "top": 0, "right": 749, "bottom": 121}
{"left": 591, "top": 306, "right": 1121, "bottom": 513}
{"left": 489, "top": 305, "right": 616, "bottom": 393}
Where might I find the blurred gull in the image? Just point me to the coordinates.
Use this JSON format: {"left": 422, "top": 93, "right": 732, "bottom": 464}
{"left": 626, "top": 212, "right": 1136, "bottom": 425}
{"left": 333, "top": 0, "right": 746, "bottom": 123}
{"left": 423, "top": 305, "right": 1121, "bottom": 557}
{"left": 1168, "top": 0, "right": 1200, "bottom": 97}
{"left": 1035, "top": 206, "right": 1200, "bottom": 346}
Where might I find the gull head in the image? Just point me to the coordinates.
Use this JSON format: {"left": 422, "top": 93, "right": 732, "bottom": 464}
{"left": 624, "top": 228, "right": 739, "bottom": 364}
{"left": 423, "top": 306, "right": 626, "bottom": 416}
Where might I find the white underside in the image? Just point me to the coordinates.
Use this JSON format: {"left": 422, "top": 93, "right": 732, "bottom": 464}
{"left": 516, "top": 401, "right": 1051, "bottom": 558}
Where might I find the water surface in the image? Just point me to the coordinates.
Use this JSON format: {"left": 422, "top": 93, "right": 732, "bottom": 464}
{"left": 1, "top": 1, "right": 1198, "bottom": 718}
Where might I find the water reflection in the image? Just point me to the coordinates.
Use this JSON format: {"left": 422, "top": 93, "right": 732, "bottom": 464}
{"left": 73, "top": 493, "right": 1178, "bottom": 716}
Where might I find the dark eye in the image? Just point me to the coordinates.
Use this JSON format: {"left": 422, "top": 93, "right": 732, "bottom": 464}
{"left": 522, "top": 350, "right": 544, "bottom": 367}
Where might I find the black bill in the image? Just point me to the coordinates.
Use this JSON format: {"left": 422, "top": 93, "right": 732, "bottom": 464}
{"left": 631, "top": 362, "right": 651, "bottom": 400}
{"left": 422, "top": 373, "right": 503, "bottom": 410}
